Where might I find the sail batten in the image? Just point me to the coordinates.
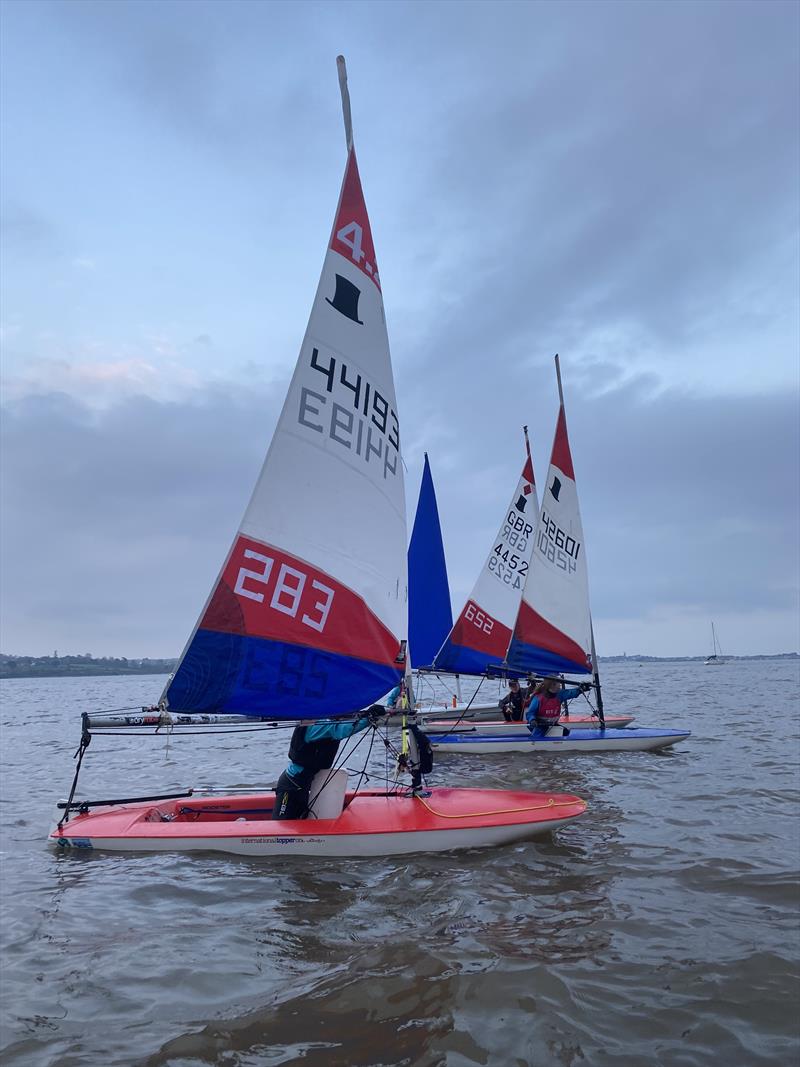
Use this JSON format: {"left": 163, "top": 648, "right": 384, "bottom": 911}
{"left": 164, "top": 130, "right": 406, "bottom": 719}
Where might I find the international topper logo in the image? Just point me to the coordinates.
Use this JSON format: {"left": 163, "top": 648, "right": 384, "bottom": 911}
{"left": 549, "top": 476, "right": 562, "bottom": 502}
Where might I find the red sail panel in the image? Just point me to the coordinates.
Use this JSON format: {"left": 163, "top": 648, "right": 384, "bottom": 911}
{"left": 551, "top": 407, "right": 575, "bottom": 480}
{"left": 330, "top": 148, "right": 381, "bottom": 291}
{"left": 447, "top": 601, "right": 513, "bottom": 661}
{"left": 201, "top": 535, "right": 400, "bottom": 667}
{"left": 514, "top": 601, "right": 592, "bottom": 672}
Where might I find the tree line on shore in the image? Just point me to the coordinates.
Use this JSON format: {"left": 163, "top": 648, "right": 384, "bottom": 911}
{"left": 0, "top": 653, "right": 177, "bottom": 678}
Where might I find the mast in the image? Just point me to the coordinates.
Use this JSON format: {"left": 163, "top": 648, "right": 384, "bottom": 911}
{"left": 556, "top": 353, "right": 603, "bottom": 717}
{"left": 336, "top": 55, "right": 354, "bottom": 150}
{"left": 590, "top": 620, "right": 604, "bottom": 723}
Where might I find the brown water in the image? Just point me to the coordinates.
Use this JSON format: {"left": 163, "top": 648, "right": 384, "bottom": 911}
{"left": 1, "top": 660, "right": 798, "bottom": 1066}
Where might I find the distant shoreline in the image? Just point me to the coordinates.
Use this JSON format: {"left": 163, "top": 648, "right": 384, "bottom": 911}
{"left": 0, "top": 668, "right": 174, "bottom": 679}
{"left": 0, "top": 652, "right": 796, "bottom": 680}
{"left": 0, "top": 656, "right": 176, "bottom": 680}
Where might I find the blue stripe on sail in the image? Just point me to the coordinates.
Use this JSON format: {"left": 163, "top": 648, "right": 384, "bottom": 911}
{"left": 166, "top": 629, "right": 401, "bottom": 719}
{"left": 408, "top": 454, "right": 453, "bottom": 667}
{"left": 433, "top": 639, "right": 508, "bottom": 677}
{"left": 505, "top": 636, "right": 592, "bottom": 677}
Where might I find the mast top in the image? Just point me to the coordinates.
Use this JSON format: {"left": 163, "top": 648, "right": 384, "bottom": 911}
{"left": 554, "top": 353, "right": 564, "bottom": 406}
{"left": 336, "top": 55, "right": 354, "bottom": 151}
{"left": 523, "top": 425, "right": 531, "bottom": 458}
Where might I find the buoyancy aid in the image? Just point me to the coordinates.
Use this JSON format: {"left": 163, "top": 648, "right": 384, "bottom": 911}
{"left": 288, "top": 726, "right": 340, "bottom": 772}
{"left": 535, "top": 692, "right": 563, "bottom": 723}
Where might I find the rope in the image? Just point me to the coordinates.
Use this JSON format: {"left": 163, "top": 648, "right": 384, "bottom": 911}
{"left": 429, "top": 674, "right": 488, "bottom": 733}
{"left": 414, "top": 795, "right": 586, "bottom": 820}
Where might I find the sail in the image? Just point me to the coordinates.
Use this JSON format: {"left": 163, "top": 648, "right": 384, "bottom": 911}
{"left": 433, "top": 446, "right": 538, "bottom": 675}
{"left": 408, "top": 454, "right": 453, "bottom": 667}
{"left": 506, "top": 403, "right": 593, "bottom": 676}
{"left": 163, "top": 142, "right": 407, "bottom": 719}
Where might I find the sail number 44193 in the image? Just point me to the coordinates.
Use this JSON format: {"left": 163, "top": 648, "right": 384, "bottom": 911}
{"left": 234, "top": 550, "right": 334, "bottom": 633}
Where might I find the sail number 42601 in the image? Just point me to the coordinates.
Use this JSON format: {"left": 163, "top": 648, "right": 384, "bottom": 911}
{"left": 234, "top": 550, "right": 334, "bottom": 633}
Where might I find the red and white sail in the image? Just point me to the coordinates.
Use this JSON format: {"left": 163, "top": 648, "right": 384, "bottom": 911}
{"left": 433, "top": 437, "right": 538, "bottom": 674}
{"left": 164, "top": 73, "right": 406, "bottom": 718}
{"left": 506, "top": 373, "right": 593, "bottom": 677}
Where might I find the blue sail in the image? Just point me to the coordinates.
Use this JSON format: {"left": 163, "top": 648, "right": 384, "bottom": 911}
{"left": 408, "top": 454, "right": 453, "bottom": 667}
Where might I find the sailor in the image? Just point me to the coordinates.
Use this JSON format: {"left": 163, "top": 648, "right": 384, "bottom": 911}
{"left": 272, "top": 706, "right": 387, "bottom": 820}
{"left": 498, "top": 678, "right": 526, "bottom": 722}
{"left": 525, "top": 676, "right": 591, "bottom": 736}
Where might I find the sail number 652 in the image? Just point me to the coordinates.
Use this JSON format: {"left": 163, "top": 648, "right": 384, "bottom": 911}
{"left": 465, "top": 601, "right": 494, "bottom": 634}
{"left": 234, "top": 550, "right": 334, "bottom": 633}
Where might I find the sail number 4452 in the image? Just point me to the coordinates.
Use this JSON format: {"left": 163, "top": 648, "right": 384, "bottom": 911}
{"left": 234, "top": 550, "right": 334, "bottom": 633}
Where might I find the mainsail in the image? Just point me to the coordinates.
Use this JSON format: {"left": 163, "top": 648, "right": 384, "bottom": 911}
{"left": 164, "top": 66, "right": 406, "bottom": 719}
{"left": 506, "top": 359, "right": 593, "bottom": 677}
{"left": 433, "top": 434, "right": 538, "bottom": 675}
{"left": 408, "top": 454, "right": 453, "bottom": 667}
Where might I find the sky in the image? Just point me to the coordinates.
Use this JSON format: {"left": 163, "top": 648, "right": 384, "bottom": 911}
{"left": 1, "top": 0, "right": 798, "bottom": 659}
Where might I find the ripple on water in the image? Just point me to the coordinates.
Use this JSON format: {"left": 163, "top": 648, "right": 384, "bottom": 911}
{"left": 1, "top": 663, "right": 799, "bottom": 1066}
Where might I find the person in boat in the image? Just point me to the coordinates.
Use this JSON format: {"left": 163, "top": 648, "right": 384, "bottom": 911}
{"left": 525, "top": 676, "right": 591, "bottom": 736}
{"left": 272, "top": 706, "right": 387, "bottom": 820}
{"left": 498, "top": 678, "right": 526, "bottom": 722}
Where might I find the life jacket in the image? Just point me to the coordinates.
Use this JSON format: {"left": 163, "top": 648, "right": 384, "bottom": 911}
{"left": 288, "top": 726, "right": 340, "bottom": 773}
{"left": 535, "top": 692, "right": 563, "bottom": 723}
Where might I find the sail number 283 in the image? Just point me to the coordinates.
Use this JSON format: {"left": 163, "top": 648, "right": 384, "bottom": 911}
{"left": 234, "top": 550, "right": 334, "bottom": 632}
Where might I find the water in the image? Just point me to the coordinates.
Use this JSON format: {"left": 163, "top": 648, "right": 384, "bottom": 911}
{"left": 1, "top": 660, "right": 798, "bottom": 1066}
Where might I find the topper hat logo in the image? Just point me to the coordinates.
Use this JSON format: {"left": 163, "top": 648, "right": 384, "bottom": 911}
{"left": 326, "top": 274, "right": 363, "bottom": 324}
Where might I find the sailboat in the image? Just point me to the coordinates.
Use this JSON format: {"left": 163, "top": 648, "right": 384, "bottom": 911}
{"left": 704, "top": 622, "right": 727, "bottom": 665}
{"left": 413, "top": 433, "right": 632, "bottom": 729}
{"left": 413, "top": 435, "right": 540, "bottom": 717}
{"left": 430, "top": 357, "right": 690, "bottom": 756}
{"left": 49, "top": 59, "right": 587, "bottom": 856}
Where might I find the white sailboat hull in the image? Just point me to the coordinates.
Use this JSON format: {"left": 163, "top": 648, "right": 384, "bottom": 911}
{"left": 415, "top": 701, "right": 499, "bottom": 720}
{"left": 430, "top": 728, "right": 690, "bottom": 754}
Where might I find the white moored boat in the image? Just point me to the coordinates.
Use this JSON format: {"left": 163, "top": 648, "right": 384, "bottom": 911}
{"left": 704, "top": 622, "right": 728, "bottom": 665}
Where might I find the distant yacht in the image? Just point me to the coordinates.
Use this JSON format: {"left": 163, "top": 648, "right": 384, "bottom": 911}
{"left": 704, "top": 622, "right": 728, "bottom": 665}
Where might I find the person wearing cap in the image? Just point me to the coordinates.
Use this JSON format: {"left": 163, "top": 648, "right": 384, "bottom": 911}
{"left": 525, "top": 676, "right": 592, "bottom": 736}
{"left": 498, "top": 678, "right": 526, "bottom": 722}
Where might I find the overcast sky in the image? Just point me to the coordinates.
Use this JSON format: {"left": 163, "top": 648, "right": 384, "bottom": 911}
{"left": 1, "top": 0, "right": 798, "bottom": 659}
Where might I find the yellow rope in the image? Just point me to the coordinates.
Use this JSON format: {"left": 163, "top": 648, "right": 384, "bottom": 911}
{"left": 413, "top": 795, "right": 587, "bottom": 820}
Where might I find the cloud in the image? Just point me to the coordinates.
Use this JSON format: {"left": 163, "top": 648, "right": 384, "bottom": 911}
{"left": 0, "top": 384, "right": 283, "bottom": 656}
{"left": 0, "top": 0, "right": 797, "bottom": 658}
{"left": 1, "top": 372, "right": 796, "bottom": 658}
